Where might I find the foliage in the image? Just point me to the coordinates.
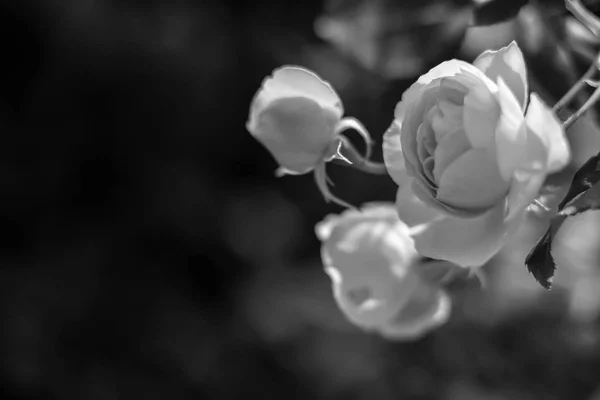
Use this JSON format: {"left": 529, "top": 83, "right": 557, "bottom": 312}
{"left": 527, "top": 151, "right": 600, "bottom": 288}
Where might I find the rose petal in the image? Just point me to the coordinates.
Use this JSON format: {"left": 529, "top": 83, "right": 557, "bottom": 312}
{"left": 437, "top": 148, "right": 510, "bottom": 212}
{"left": 321, "top": 210, "right": 421, "bottom": 328}
{"left": 411, "top": 171, "right": 481, "bottom": 218}
{"left": 262, "top": 66, "right": 343, "bottom": 116}
{"left": 254, "top": 97, "right": 338, "bottom": 173}
{"left": 473, "top": 41, "right": 528, "bottom": 110}
{"left": 463, "top": 82, "right": 501, "bottom": 149}
{"left": 409, "top": 179, "right": 447, "bottom": 214}
{"left": 494, "top": 77, "right": 527, "bottom": 181}
{"left": 411, "top": 203, "right": 510, "bottom": 267}
{"left": 378, "top": 288, "right": 451, "bottom": 340}
{"left": 454, "top": 67, "right": 499, "bottom": 96}
{"left": 395, "top": 183, "right": 444, "bottom": 228}
{"left": 382, "top": 121, "right": 409, "bottom": 185}
{"left": 326, "top": 266, "right": 409, "bottom": 328}
{"left": 524, "top": 93, "right": 570, "bottom": 173}
{"left": 439, "top": 77, "right": 469, "bottom": 105}
{"left": 394, "top": 60, "right": 487, "bottom": 124}
{"left": 504, "top": 94, "right": 570, "bottom": 220}
{"left": 431, "top": 101, "right": 463, "bottom": 142}
{"left": 433, "top": 127, "right": 471, "bottom": 183}
{"left": 422, "top": 112, "right": 439, "bottom": 155}
{"left": 400, "top": 86, "right": 442, "bottom": 190}
{"left": 416, "top": 120, "right": 437, "bottom": 185}
{"left": 397, "top": 185, "right": 513, "bottom": 267}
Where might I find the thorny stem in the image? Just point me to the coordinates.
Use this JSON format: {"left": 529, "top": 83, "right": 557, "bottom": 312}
{"left": 334, "top": 137, "right": 388, "bottom": 175}
{"left": 335, "top": 117, "right": 374, "bottom": 162}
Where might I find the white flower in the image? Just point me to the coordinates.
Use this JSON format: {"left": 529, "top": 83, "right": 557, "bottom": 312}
{"left": 316, "top": 204, "right": 451, "bottom": 340}
{"left": 383, "top": 41, "right": 570, "bottom": 267}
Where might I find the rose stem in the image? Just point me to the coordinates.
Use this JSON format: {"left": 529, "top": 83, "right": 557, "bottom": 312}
{"left": 566, "top": 0, "right": 600, "bottom": 38}
{"left": 563, "top": 84, "right": 600, "bottom": 130}
{"left": 335, "top": 117, "right": 374, "bottom": 162}
{"left": 333, "top": 138, "right": 388, "bottom": 175}
{"left": 532, "top": 198, "right": 550, "bottom": 212}
{"left": 553, "top": 62, "right": 598, "bottom": 113}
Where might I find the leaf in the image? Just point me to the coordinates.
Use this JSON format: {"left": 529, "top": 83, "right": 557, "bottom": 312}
{"left": 557, "top": 151, "right": 600, "bottom": 210}
{"left": 525, "top": 222, "right": 559, "bottom": 289}
{"left": 559, "top": 182, "right": 600, "bottom": 216}
{"left": 526, "top": 152, "right": 600, "bottom": 289}
{"left": 472, "top": 0, "right": 529, "bottom": 26}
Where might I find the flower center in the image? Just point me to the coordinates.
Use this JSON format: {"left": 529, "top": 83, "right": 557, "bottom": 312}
{"left": 416, "top": 100, "right": 470, "bottom": 188}
{"left": 430, "top": 100, "right": 463, "bottom": 142}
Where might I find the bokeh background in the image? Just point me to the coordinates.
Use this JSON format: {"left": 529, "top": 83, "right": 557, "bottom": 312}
{"left": 3, "top": 0, "right": 600, "bottom": 399}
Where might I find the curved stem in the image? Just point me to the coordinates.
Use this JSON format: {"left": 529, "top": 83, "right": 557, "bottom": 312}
{"left": 333, "top": 137, "right": 388, "bottom": 175}
{"left": 335, "top": 117, "right": 374, "bottom": 162}
{"left": 553, "top": 62, "right": 598, "bottom": 113}
{"left": 314, "top": 162, "right": 355, "bottom": 209}
{"left": 563, "top": 84, "right": 600, "bottom": 129}
{"left": 533, "top": 198, "right": 551, "bottom": 212}
{"left": 566, "top": 0, "right": 600, "bottom": 37}
{"left": 561, "top": 1, "right": 600, "bottom": 129}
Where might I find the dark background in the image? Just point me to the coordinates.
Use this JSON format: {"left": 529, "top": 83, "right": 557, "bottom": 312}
{"left": 2, "top": 0, "right": 600, "bottom": 399}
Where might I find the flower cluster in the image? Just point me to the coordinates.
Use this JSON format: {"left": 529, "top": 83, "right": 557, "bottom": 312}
{"left": 246, "top": 42, "right": 571, "bottom": 339}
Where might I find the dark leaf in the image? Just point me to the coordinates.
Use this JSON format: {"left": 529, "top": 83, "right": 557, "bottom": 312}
{"left": 472, "top": 0, "right": 529, "bottom": 26}
{"left": 525, "top": 227, "right": 556, "bottom": 289}
{"left": 557, "top": 151, "right": 600, "bottom": 210}
{"left": 559, "top": 181, "right": 600, "bottom": 216}
{"left": 526, "top": 152, "right": 600, "bottom": 289}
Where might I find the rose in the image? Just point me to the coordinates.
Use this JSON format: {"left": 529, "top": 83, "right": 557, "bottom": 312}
{"left": 316, "top": 204, "right": 451, "bottom": 339}
{"left": 246, "top": 66, "right": 345, "bottom": 176}
{"left": 247, "top": 66, "right": 373, "bottom": 207}
{"left": 383, "top": 41, "right": 570, "bottom": 267}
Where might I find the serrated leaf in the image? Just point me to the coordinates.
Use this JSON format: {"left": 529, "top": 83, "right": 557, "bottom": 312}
{"left": 525, "top": 227, "right": 556, "bottom": 289}
{"left": 472, "top": 0, "right": 529, "bottom": 26}
{"left": 526, "top": 152, "right": 600, "bottom": 289}
{"left": 557, "top": 151, "right": 600, "bottom": 210}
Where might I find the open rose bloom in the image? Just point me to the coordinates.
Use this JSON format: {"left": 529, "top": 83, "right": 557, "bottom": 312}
{"left": 383, "top": 42, "right": 570, "bottom": 268}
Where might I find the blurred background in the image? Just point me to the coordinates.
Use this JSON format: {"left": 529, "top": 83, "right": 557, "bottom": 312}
{"left": 3, "top": 0, "right": 600, "bottom": 399}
